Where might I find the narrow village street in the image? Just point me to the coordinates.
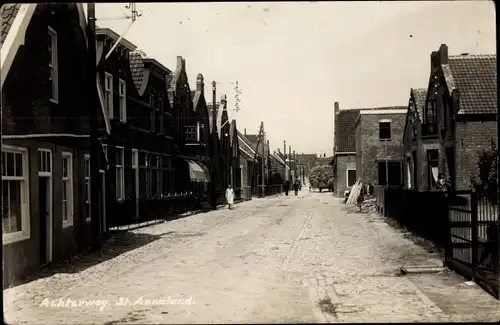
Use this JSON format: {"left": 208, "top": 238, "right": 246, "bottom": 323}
{"left": 4, "top": 190, "right": 499, "bottom": 324}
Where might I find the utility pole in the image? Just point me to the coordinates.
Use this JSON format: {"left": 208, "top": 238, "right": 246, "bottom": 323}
{"left": 88, "top": 3, "right": 101, "bottom": 252}
{"left": 283, "top": 140, "right": 287, "bottom": 182}
{"left": 261, "top": 124, "right": 265, "bottom": 197}
{"left": 288, "top": 146, "right": 292, "bottom": 182}
{"left": 210, "top": 81, "right": 217, "bottom": 209}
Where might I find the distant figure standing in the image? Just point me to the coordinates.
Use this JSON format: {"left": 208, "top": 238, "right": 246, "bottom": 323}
{"left": 293, "top": 179, "right": 300, "bottom": 196}
{"left": 225, "top": 184, "right": 235, "bottom": 209}
{"left": 284, "top": 180, "right": 290, "bottom": 196}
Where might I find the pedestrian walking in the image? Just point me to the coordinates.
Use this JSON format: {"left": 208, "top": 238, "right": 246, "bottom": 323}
{"left": 225, "top": 184, "right": 235, "bottom": 209}
{"left": 293, "top": 179, "right": 300, "bottom": 196}
{"left": 284, "top": 180, "right": 290, "bottom": 196}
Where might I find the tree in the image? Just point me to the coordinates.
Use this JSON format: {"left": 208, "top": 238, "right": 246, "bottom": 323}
{"left": 307, "top": 165, "right": 334, "bottom": 192}
{"left": 470, "top": 138, "right": 498, "bottom": 203}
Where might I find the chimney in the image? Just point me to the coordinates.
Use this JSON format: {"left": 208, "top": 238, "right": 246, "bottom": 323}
{"left": 244, "top": 128, "right": 246, "bottom": 135}
{"left": 196, "top": 74, "right": 204, "bottom": 93}
{"left": 176, "top": 56, "right": 183, "bottom": 69}
{"left": 334, "top": 102, "right": 340, "bottom": 114}
{"left": 439, "top": 44, "right": 448, "bottom": 65}
{"left": 430, "top": 51, "right": 439, "bottom": 71}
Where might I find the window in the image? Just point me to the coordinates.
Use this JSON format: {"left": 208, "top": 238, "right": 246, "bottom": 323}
{"left": 156, "top": 98, "right": 163, "bottom": 133}
{"left": 379, "top": 121, "right": 391, "bottom": 140}
{"left": 115, "top": 147, "right": 125, "bottom": 200}
{"left": 48, "top": 27, "right": 58, "bottom": 103}
{"left": 62, "top": 152, "right": 74, "bottom": 227}
{"left": 38, "top": 150, "right": 52, "bottom": 173}
{"left": 119, "top": 79, "right": 126, "bottom": 122}
{"left": 162, "top": 155, "right": 171, "bottom": 195}
{"left": 2, "top": 146, "right": 30, "bottom": 244}
{"left": 346, "top": 169, "right": 356, "bottom": 187}
{"left": 149, "top": 94, "right": 155, "bottom": 132}
{"left": 151, "top": 154, "right": 161, "bottom": 196}
{"left": 427, "top": 150, "right": 439, "bottom": 190}
{"left": 84, "top": 155, "right": 90, "bottom": 222}
{"left": 378, "top": 161, "right": 402, "bottom": 186}
{"left": 185, "top": 126, "right": 197, "bottom": 141}
{"left": 104, "top": 73, "right": 113, "bottom": 119}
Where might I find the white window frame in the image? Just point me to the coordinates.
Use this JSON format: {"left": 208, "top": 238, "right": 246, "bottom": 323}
{"left": 115, "top": 146, "right": 125, "bottom": 200}
{"left": 61, "top": 152, "right": 74, "bottom": 228}
{"left": 118, "top": 79, "right": 127, "bottom": 123}
{"left": 84, "top": 154, "right": 91, "bottom": 222}
{"left": 346, "top": 168, "right": 356, "bottom": 188}
{"left": 2, "top": 145, "right": 31, "bottom": 245}
{"left": 104, "top": 72, "right": 114, "bottom": 119}
{"left": 48, "top": 26, "right": 59, "bottom": 103}
{"left": 38, "top": 149, "right": 52, "bottom": 175}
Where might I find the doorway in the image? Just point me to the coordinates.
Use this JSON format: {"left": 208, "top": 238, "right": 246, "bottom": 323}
{"left": 37, "top": 149, "right": 53, "bottom": 265}
{"left": 132, "top": 149, "right": 139, "bottom": 218}
{"left": 99, "top": 170, "right": 107, "bottom": 233}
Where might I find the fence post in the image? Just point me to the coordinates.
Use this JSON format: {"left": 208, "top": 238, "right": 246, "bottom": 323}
{"left": 383, "top": 187, "right": 388, "bottom": 218}
{"left": 471, "top": 189, "right": 479, "bottom": 276}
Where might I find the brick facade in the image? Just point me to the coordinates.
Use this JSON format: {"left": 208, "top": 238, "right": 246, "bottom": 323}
{"left": 334, "top": 154, "right": 356, "bottom": 196}
{"left": 355, "top": 109, "right": 406, "bottom": 186}
{"left": 403, "top": 45, "right": 497, "bottom": 192}
{"left": 1, "top": 4, "right": 91, "bottom": 286}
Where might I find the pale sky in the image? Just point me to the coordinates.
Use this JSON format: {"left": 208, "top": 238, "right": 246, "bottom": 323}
{"left": 89, "top": 1, "right": 496, "bottom": 155}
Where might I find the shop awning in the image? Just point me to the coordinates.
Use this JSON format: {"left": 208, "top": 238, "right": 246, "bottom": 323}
{"left": 186, "top": 159, "right": 211, "bottom": 182}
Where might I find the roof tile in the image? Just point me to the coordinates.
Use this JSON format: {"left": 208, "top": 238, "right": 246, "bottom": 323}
{"left": 1, "top": 4, "right": 21, "bottom": 46}
{"left": 334, "top": 109, "right": 360, "bottom": 153}
{"left": 448, "top": 54, "right": 497, "bottom": 115}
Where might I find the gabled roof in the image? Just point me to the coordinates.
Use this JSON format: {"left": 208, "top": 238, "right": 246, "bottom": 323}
{"left": 129, "top": 51, "right": 150, "bottom": 96}
{"left": 237, "top": 130, "right": 258, "bottom": 159}
{"left": 207, "top": 102, "right": 220, "bottom": 134}
{"left": 0, "top": 4, "right": 111, "bottom": 134}
{"left": 229, "top": 119, "right": 237, "bottom": 145}
{"left": 167, "top": 56, "right": 186, "bottom": 105}
{"left": 445, "top": 54, "right": 497, "bottom": 115}
{"left": 1, "top": 4, "right": 21, "bottom": 45}
{"left": 334, "top": 109, "right": 360, "bottom": 153}
{"left": 411, "top": 88, "right": 427, "bottom": 122}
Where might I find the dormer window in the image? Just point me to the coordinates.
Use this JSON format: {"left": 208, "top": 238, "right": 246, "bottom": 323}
{"left": 149, "top": 94, "right": 155, "bottom": 132}
{"left": 104, "top": 73, "right": 113, "bottom": 119}
{"left": 119, "top": 79, "right": 126, "bottom": 122}
{"left": 48, "top": 27, "right": 58, "bottom": 103}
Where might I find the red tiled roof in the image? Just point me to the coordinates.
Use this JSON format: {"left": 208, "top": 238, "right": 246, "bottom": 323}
{"left": 448, "top": 54, "right": 497, "bottom": 115}
{"left": 334, "top": 109, "right": 360, "bottom": 153}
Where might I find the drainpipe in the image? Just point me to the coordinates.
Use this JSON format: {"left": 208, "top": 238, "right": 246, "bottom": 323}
{"left": 88, "top": 3, "right": 101, "bottom": 251}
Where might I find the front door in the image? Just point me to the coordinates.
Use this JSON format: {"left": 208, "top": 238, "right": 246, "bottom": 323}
{"left": 132, "top": 149, "right": 139, "bottom": 218}
{"left": 37, "top": 149, "right": 52, "bottom": 265}
{"left": 99, "top": 170, "right": 106, "bottom": 233}
{"left": 38, "top": 177, "right": 49, "bottom": 265}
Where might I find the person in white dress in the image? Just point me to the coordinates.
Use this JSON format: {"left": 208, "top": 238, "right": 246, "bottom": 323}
{"left": 225, "top": 184, "right": 235, "bottom": 209}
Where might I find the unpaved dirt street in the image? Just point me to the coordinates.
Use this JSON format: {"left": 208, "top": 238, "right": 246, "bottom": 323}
{"left": 4, "top": 190, "right": 500, "bottom": 324}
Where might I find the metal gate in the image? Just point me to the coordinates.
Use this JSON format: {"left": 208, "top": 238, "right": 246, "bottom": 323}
{"left": 446, "top": 189, "right": 499, "bottom": 298}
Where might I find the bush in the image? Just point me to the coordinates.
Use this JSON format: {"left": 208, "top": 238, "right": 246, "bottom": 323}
{"left": 470, "top": 138, "right": 498, "bottom": 203}
{"left": 307, "top": 165, "right": 334, "bottom": 189}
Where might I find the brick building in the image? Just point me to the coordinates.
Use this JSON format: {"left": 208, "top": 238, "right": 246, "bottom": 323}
{"left": 355, "top": 107, "right": 407, "bottom": 187}
{"left": 96, "top": 28, "right": 179, "bottom": 228}
{"left": 402, "top": 44, "right": 497, "bottom": 191}
{"left": 402, "top": 88, "right": 439, "bottom": 191}
{"left": 1, "top": 4, "right": 93, "bottom": 285}
{"left": 332, "top": 102, "right": 360, "bottom": 196}
{"left": 167, "top": 56, "right": 211, "bottom": 195}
